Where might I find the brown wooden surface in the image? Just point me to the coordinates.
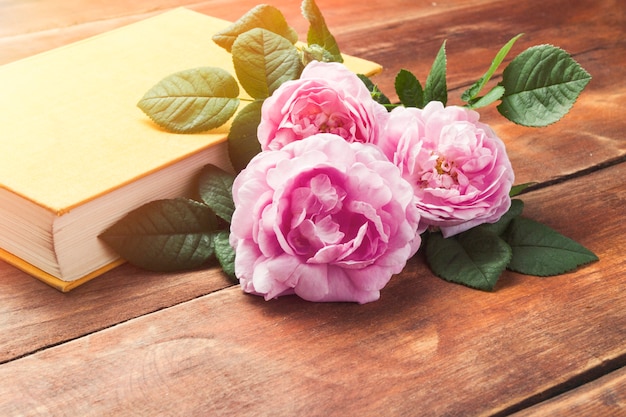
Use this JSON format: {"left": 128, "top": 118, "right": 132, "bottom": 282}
{"left": 1, "top": 0, "right": 624, "bottom": 415}
{"left": 512, "top": 366, "right": 626, "bottom": 417}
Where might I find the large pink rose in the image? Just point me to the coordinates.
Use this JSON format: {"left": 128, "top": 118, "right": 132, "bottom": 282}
{"left": 381, "top": 102, "right": 514, "bottom": 237}
{"left": 257, "top": 61, "right": 389, "bottom": 150}
{"left": 229, "top": 134, "right": 422, "bottom": 304}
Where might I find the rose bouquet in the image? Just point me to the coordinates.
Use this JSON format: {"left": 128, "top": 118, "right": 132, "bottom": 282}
{"left": 101, "top": 0, "right": 597, "bottom": 303}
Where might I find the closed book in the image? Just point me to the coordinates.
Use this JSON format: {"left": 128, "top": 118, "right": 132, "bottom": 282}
{"left": 0, "top": 8, "right": 382, "bottom": 291}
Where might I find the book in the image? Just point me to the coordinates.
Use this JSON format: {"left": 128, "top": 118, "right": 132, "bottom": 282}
{"left": 0, "top": 8, "right": 383, "bottom": 292}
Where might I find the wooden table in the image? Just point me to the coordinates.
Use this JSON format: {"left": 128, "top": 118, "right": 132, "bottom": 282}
{"left": 1, "top": 0, "right": 624, "bottom": 415}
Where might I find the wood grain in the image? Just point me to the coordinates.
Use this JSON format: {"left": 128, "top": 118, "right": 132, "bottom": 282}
{"left": 0, "top": 0, "right": 496, "bottom": 64}
{"left": 0, "top": 164, "right": 624, "bottom": 416}
{"left": 511, "top": 366, "right": 626, "bottom": 417}
{"left": 0, "top": 262, "right": 233, "bottom": 363}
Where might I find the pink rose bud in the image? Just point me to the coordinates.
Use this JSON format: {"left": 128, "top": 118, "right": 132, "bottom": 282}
{"left": 230, "top": 134, "right": 422, "bottom": 304}
{"left": 257, "top": 61, "right": 389, "bottom": 150}
{"left": 381, "top": 102, "right": 515, "bottom": 237}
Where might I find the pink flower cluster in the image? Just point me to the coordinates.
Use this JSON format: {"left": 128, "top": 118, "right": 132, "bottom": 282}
{"left": 230, "top": 61, "right": 514, "bottom": 303}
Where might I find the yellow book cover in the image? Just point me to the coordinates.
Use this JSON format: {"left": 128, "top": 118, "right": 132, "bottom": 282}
{"left": 0, "top": 8, "right": 383, "bottom": 291}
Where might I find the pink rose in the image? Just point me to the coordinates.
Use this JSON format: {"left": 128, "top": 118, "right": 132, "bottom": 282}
{"left": 229, "top": 134, "right": 422, "bottom": 304}
{"left": 381, "top": 102, "right": 514, "bottom": 237}
{"left": 257, "top": 61, "right": 389, "bottom": 150}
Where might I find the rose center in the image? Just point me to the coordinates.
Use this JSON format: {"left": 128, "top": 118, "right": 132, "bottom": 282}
{"left": 291, "top": 101, "right": 350, "bottom": 139}
{"left": 283, "top": 171, "right": 383, "bottom": 266}
{"left": 419, "top": 155, "right": 459, "bottom": 189}
{"left": 286, "top": 173, "right": 346, "bottom": 256}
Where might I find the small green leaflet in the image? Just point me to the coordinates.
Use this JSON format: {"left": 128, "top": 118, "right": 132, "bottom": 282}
{"left": 395, "top": 69, "right": 424, "bottom": 108}
{"left": 197, "top": 164, "right": 236, "bottom": 224}
{"left": 214, "top": 231, "right": 237, "bottom": 282}
{"left": 426, "top": 227, "right": 512, "bottom": 291}
{"left": 227, "top": 99, "right": 263, "bottom": 172}
{"left": 477, "top": 198, "right": 525, "bottom": 236}
{"left": 99, "top": 198, "right": 219, "bottom": 271}
{"left": 138, "top": 67, "right": 240, "bottom": 133}
{"left": 424, "top": 41, "right": 448, "bottom": 106}
{"left": 465, "top": 86, "right": 505, "bottom": 110}
{"left": 232, "top": 28, "right": 303, "bottom": 99}
{"left": 301, "top": 0, "right": 343, "bottom": 63}
{"left": 394, "top": 43, "right": 447, "bottom": 109}
{"left": 358, "top": 74, "right": 393, "bottom": 107}
{"left": 212, "top": 4, "right": 298, "bottom": 52}
{"left": 462, "top": 34, "right": 523, "bottom": 106}
{"left": 504, "top": 217, "right": 599, "bottom": 276}
{"left": 498, "top": 45, "right": 592, "bottom": 126}
{"left": 510, "top": 182, "right": 537, "bottom": 197}
{"left": 196, "top": 168, "right": 236, "bottom": 280}
{"left": 302, "top": 44, "right": 339, "bottom": 64}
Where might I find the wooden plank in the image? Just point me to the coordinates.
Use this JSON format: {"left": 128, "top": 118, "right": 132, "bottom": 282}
{"left": 0, "top": 0, "right": 497, "bottom": 64}
{"left": 0, "top": 163, "right": 623, "bottom": 416}
{"left": 0, "top": 0, "right": 497, "bottom": 36}
{"left": 0, "top": 262, "right": 233, "bottom": 363}
{"left": 511, "top": 366, "right": 626, "bottom": 417}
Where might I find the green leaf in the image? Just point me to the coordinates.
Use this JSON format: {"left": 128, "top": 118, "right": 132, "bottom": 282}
{"left": 461, "top": 33, "right": 523, "bottom": 102}
{"left": 301, "top": 0, "right": 343, "bottom": 63}
{"left": 466, "top": 85, "right": 505, "bottom": 109}
{"left": 497, "top": 45, "right": 592, "bottom": 126}
{"left": 197, "top": 164, "right": 236, "bottom": 224}
{"left": 214, "top": 230, "right": 237, "bottom": 282}
{"left": 424, "top": 40, "right": 448, "bottom": 105}
{"left": 426, "top": 228, "right": 512, "bottom": 291}
{"left": 138, "top": 67, "right": 240, "bottom": 133}
{"left": 302, "top": 44, "right": 339, "bottom": 65}
{"left": 212, "top": 4, "right": 298, "bottom": 52}
{"left": 228, "top": 99, "right": 263, "bottom": 172}
{"left": 395, "top": 69, "right": 424, "bottom": 108}
{"left": 232, "top": 28, "right": 303, "bottom": 99}
{"left": 477, "top": 198, "right": 524, "bottom": 236}
{"left": 510, "top": 182, "right": 537, "bottom": 197}
{"left": 99, "top": 198, "right": 218, "bottom": 271}
{"left": 357, "top": 74, "right": 392, "bottom": 107}
{"left": 504, "top": 217, "right": 599, "bottom": 276}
